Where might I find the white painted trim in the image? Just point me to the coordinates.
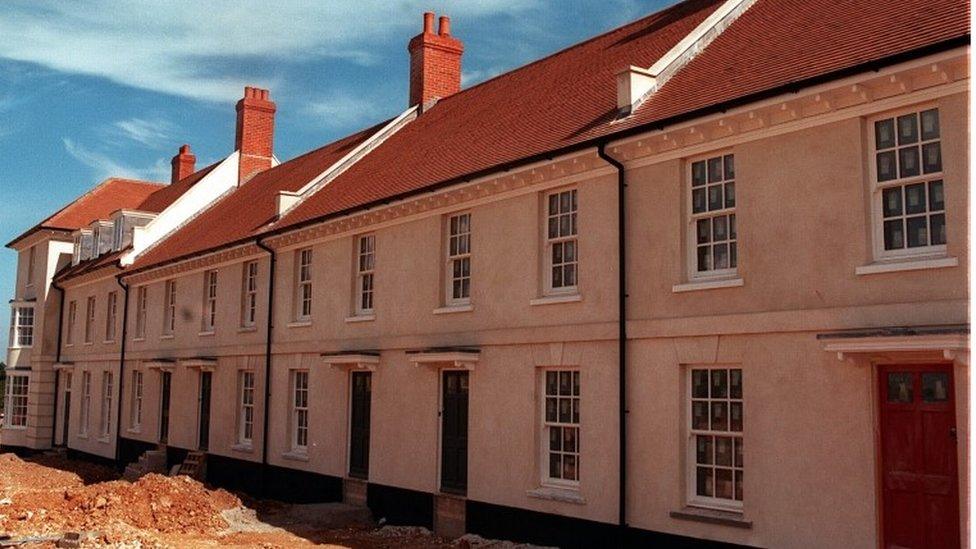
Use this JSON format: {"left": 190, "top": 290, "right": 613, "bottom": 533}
{"left": 822, "top": 334, "right": 969, "bottom": 361}
{"left": 409, "top": 352, "right": 480, "bottom": 369}
{"left": 526, "top": 486, "right": 586, "bottom": 505}
{"left": 286, "top": 320, "right": 313, "bottom": 328}
{"left": 672, "top": 278, "right": 743, "bottom": 293}
{"left": 344, "top": 314, "right": 375, "bottom": 324}
{"left": 322, "top": 354, "right": 380, "bottom": 371}
{"left": 433, "top": 304, "right": 474, "bottom": 315}
{"left": 855, "top": 256, "right": 958, "bottom": 276}
{"left": 529, "top": 294, "right": 583, "bottom": 306}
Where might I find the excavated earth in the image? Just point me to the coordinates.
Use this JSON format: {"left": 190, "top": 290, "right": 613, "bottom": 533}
{"left": 0, "top": 453, "right": 545, "bottom": 548}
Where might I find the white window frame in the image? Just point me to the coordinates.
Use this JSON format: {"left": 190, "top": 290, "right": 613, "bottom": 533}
{"left": 80, "top": 371, "right": 92, "bottom": 436}
{"left": 202, "top": 270, "right": 218, "bottom": 332}
{"left": 541, "top": 369, "right": 580, "bottom": 488}
{"left": 868, "top": 105, "right": 947, "bottom": 262}
{"left": 238, "top": 371, "right": 255, "bottom": 445}
{"left": 129, "top": 370, "right": 143, "bottom": 430}
{"left": 113, "top": 217, "right": 124, "bottom": 251}
{"left": 26, "top": 246, "right": 35, "bottom": 286}
{"left": 105, "top": 291, "right": 117, "bottom": 342}
{"left": 686, "top": 366, "right": 743, "bottom": 511}
{"left": 9, "top": 306, "right": 34, "bottom": 348}
{"left": 100, "top": 372, "right": 113, "bottom": 438}
{"left": 544, "top": 188, "right": 579, "bottom": 296}
{"left": 291, "top": 370, "right": 309, "bottom": 453}
{"left": 84, "top": 296, "right": 96, "bottom": 344}
{"left": 66, "top": 300, "right": 77, "bottom": 345}
{"left": 355, "top": 235, "right": 375, "bottom": 315}
{"left": 445, "top": 213, "right": 472, "bottom": 306}
{"left": 296, "top": 249, "right": 313, "bottom": 321}
{"left": 134, "top": 286, "right": 147, "bottom": 339}
{"left": 163, "top": 280, "right": 176, "bottom": 335}
{"left": 242, "top": 261, "right": 258, "bottom": 328}
{"left": 687, "top": 152, "right": 737, "bottom": 281}
{"left": 4, "top": 373, "right": 29, "bottom": 428}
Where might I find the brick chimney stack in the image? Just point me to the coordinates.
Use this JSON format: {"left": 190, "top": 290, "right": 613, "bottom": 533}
{"left": 235, "top": 86, "right": 276, "bottom": 184}
{"left": 408, "top": 12, "right": 464, "bottom": 108}
{"left": 170, "top": 144, "right": 196, "bottom": 183}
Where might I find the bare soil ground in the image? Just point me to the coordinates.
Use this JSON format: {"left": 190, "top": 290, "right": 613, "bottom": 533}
{"left": 0, "top": 453, "right": 485, "bottom": 548}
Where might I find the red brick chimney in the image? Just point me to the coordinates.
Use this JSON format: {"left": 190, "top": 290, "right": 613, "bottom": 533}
{"left": 170, "top": 144, "right": 196, "bottom": 183}
{"left": 235, "top": 86, "right": 276, "bottom": 184}
{"left": 408, "top": 12, "right": 464, "bottom": 107}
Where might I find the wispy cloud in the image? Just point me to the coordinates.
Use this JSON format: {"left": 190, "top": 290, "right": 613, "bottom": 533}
{"left": 62, "top": 138, "right": 169, "bottom": 182}
{"left": 306, "top": 93, "right": 387, "bottom": 130}
{"left": 0, "top": 1, "right": 541, "bottom": 102}
{"left": 111, "top": 117, "right": 176, "bottom": 148}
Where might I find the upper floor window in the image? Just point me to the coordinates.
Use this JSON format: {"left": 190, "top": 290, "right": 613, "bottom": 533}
{"left": 296, "top": 249, "right": 313, "bottom": 321}
{"left": 242, "top": 261, "right": 258, "bottom": 327}
{"left": 9, "top": 306, "right": 34, "bottom": 348}
{"left": 202, "top": 270, "right": 218, "bottom": 332}
{"left": 84, "top": 296, "right": 96, "bottom": 344}
{"left": 66, "top": 300, "right": 77, "bottom": 345}
{"left": 105, "top": 291, "right": 118, "bottom": 342}
{"left": 689, "top": 367, "right": 743, "bottom": 510}
{"left": 134, "top": 286, "right": 147, "bottom": 339}
{"left": 872, "top": 108, "right": 945, "bottom": 259}
{"left": 163, "top": 280, "right": 176, "bottom": 335}
{"left": 543, "top": 370, "right": 580, "bottom": 486}
{"left": 26, "top": 246, "right": 36, "bottom": 286}
{"left": 356, "top": 235, "right": 375, "bottom": 315}
{"left": 446, "top": 213, "right": 471, "bottom": 305}
{"left": 546, "top": 189, "right": 578, "bottom": 294}
{"left": 3, "top": 374, "right": 28, "bottom": 428}
{"left": 690, "top": 154, "right": 736, "bottom": 278}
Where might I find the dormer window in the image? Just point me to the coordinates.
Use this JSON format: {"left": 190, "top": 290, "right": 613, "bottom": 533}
{"left": 89, "top": 220, "right": 113, "bottom": 258}
{"left": 109, "top": 210, "right": 156, "bottom": 253}
{"left": 72, "top": 229, "right": 94, "bottom": 265}
{"left": 113, "top": 218, "right": 124, "bottom": 251}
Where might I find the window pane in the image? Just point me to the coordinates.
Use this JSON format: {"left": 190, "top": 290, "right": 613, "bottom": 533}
{"left": 559, "top": 398, "right": 571, "bottom": 422}
{"left": 710, "top": 401, "right": 729, "bottom": 431}
{"left": 692, "top": 161, "right": 707, "bottom": 187}
{"left": 906, "top": 216, "right": 928, "bottom": 248}
{"left": 692, "top": 370, "right": 709, "bottom": 398}
{"left": 572, "top": 399, "right": 579, "bottom": 423}
{"left": 724, "top": 182, "right": 735, "bottom": 208}
{"left": 692, "top": 401, "right": 709, "bottom": 430}
{"left": 549, "top": 427, "right": 560, "bottom": 451}
{"left": 715, "top": 469, "right": 734, "bottom": 500}
{"left": 928, "top": 180, "right": 944, "bottom": 211}
{"left": 696, "top": 435, "right": 713, "bottom": 465}
{"left": 883, "top": 219, "right": 905, "bottom": 250}
{"left": 697, "top": 246, "right": 710, "bottom": 272}
{"left": 545, "top": 372, "right": 557, "bottom": 395}
{"left": 548, "top": 193, "right": 558, "bottom": 215}
{"left": 563, "top": 427, "right": 577, "bottom": 452}
{"left": 708, "top": 185, "right": 723, "bottom": 211}
{"left": 692, "top": 188, "right": 706, "bottom": 214}
{"left": 882, "top": 187, "right": 903, "bottom": 217}
{"left": 735, "top": 470, "right": 743, "bottom": 501}
{"left": 730, "top": 402, "right": 743, "bottom": 432}
{"left": 729, "top": 214, "right": 736, "bottom": 239}
{"left": 711, "top": 369, "right": 728, "bottom": 398}
{"left": 904, "top": 183, "right": 926, "bottom": 215}
{"left": 546, "top": 397, "right": 557, "bottom": 422}
{"left": 696, "top": 219, "right": 711, "bottom": 244}
{"left": 549, "top": 454, "right": 562, "bottom": 479}
{"left": 875, "top": 119, "right": 896, "bottom": 149}
{"left": 887, "top": 372, "right": 913, "bottom": 403}
{"left": 723, "top": 155, "right": 735, "bottom": 180}
{"left": 897, "top": 113, "right": 918, "bottom": 145}
{"left": 563, "top": 455, "right": 577, "bottom": 481}
{"left": 734, "top": 438, "right": 743, "bottom": 468}
{"left": 729, "top": 369, "right": 742, "bottom": 398}
{"left": 930, "top": 213, "right": 946, "bottom": 246}
{"left": 559, "top": 371, "right": 571, "bottom": 395}
{"left": 922, "top": 143, "right": 942, "bottom": 174}
{"left": 713, "top": 216, "right": 728, "bottom": 241}
{"left": 713, "top": 243, "right": 729, "bottom": 270}
{"left": 729, "top": 243, "right": 737, "bottom": 269}
{"left": 560, "top": 191, "right": 571, "bottom": 212}
{"left": 573, "top": 371, "right": 580, "bottom": 396}
{"left": 715, "top": 436, "right": 733, "bottom": 466}
{"left": 899, "top": 147, "right": 920, "bottom": 178}
{"left": 708, "top": 157, "right": 723, "bottom": 183}
{"left": 920, "top": 109, "right": 940, "bottom": 140}
{"left": 696, "top": 467, "right": 713, "bottom": 497}
{"left": 548, "top": 218, "right": 558, "bottom": 239}
{"left": 921, "top": 372, "right": 949, "bottom": 402}
{"left": 876, "top": 151, "right": 897, "bottom": 181}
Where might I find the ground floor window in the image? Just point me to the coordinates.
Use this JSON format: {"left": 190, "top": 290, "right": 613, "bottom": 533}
{"left": 100, "top": 373, "right": 113, "bottom": 438}
{"left": 543, "top": 369, "right": 580, "bottom": 485}
{"left": 239, "top": 371, "right": 255, "bottom": 445}
{"left": 80, "top": 372, "right": 92, "bottom": 435}
{"left": 291, "top": 370, "right": 309, "bottom": 452}
{"left": 130, "top": 371, "right": 143, "bottom": 430}
{"left": 4, "top": 374, "right": 28, "bottom": 427}
{"left": 689, "top": 367, "right": 743, "bottom": 509}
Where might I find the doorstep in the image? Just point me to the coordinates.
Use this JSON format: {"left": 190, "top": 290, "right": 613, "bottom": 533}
{"left": 343, "top": 477, "right": 368, "bottom": 507}
{"left": 434, "top": 493, "right": 467, "bottom": 539}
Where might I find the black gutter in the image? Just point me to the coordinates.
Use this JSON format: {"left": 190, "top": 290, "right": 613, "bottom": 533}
{"left": 50, "top": 280, "right": 66, "bottom": 448}
{"left": 114, "top": 36, "right": 968, "bottom": 282}
{"left": 254, "top": 238, "right": 276, "bottom": 488}
{"left": 113, "top": 275, "right": 130, "bottom": 463}
{"left": 597, "top": 144, "right": 628, "bottom": 533}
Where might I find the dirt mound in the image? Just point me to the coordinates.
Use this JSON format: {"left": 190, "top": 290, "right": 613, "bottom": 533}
{"left": 0, "top": 470, "right": 240, "bottom": 539}
{"left": 0, "top": 453, "right": 87, "bottom": 497}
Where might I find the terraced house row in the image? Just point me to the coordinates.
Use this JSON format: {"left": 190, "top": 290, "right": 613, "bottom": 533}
{"left": 3, "top": 0, "right": 970, "bottom": 547}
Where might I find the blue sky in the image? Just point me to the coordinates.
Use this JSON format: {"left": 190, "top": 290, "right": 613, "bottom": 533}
{"left": 0, "top": 0, "right": 674, "bottom": 353}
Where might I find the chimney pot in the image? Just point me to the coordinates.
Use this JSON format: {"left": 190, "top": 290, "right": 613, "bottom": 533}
{"left": 423, "top": 12, "right": 435, "bottom": 33}
{"left": 438, "top": 16, "right": 451, "bottom": 36}
{"left": 170, "top": 144, "right": 196, "bottom": 184}
{"left": 235, "top": 86, "right": 276, "bottom": 184}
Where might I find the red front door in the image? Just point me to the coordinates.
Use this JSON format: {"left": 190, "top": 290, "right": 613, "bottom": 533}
{"left": 880, "top": 364, "right": 959, "bottom": 549}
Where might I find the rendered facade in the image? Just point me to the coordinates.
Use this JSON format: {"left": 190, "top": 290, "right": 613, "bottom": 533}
{"left": 3, "top": 0, "right": 970, "bottom": 547}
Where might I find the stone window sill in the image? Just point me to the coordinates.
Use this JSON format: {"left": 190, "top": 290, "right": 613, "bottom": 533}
{"left": 102, "top": 340, "right": 115, "bottom": 345}
{"left": 345, "top": 314, "right": 375, "bottom": 323}
{"left": 287, "top": 320, "right": 312, "bottom": 328}
{"left": 282, "top": 450, "right": 309, "bottom": 462}
{"left": 77, "top": 433, "right": 88, "bottom": 439}
{"left": 132, "top": 338, "right": 145, "bottom": 343}
{"left": 672, "top": 277, "right": 743, "bottom": 293}
{"left": 97, "top": 436, "right": 111, "bottom": 444}
{"left": 529, "top": 294, "right": 582, "bottom": 306}
{"left": 84, "top": 342, "right": 94, "bottom": 346}
{"left": 198, "top": 330, "right": 215, "bottom": 337}
{"left": 433, "top": 304, "right": 473, "bottom": 315}
{"left": 526, "top": 486, "right": 586, "bottom": 505}
{"left": 3, "top": 425, "right": 27, "bottom": 431}
{"left": 159, "top": 334, "right": 174, "bottom": 340}
{"left": 238, "top": 326, "right": 258, "bottom": 333}
{"left": 231, "top": 443, "right": 253, "bottom": 454}
{"left": 855, "top": 256, "right": 958, "bottom": 276}
{"left": 670, "top": 507, "right": 752, "bottom": 529}
{"left": 127, "top": 427, "right": 141, "bottom": 434}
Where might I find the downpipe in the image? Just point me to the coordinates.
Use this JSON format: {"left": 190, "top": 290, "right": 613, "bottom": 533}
{"left": 114, "top": 275, "right": 130, "bottom": 464}
{"left": 255, "top": 238, "right": 276, "bottom": 495}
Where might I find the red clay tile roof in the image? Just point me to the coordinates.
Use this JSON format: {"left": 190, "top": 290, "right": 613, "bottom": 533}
{"left": 111, "top": 0, "right": 969, "bottom": 272}
{"left": 137, "top": 162, "right": 219, "bottom": 214}
{"left": 130, "top": 122, "right": 385, "bottom": 269}
{"left": 7, "top": 178, "right": 163, "bottom": 247}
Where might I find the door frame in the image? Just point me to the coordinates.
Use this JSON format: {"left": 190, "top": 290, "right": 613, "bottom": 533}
{"left": 158, "top": 370, "right": 172, "bottom": 444}
{"left": 347, "top": 369, "right": 372, "bottom": 479}
{"left": 197, "top": 370, "right": 213, "bottom": 451}
{"left": 873, "top": 360, "right": 961, "bottom": 549}
{"left": 437, "top": 368, "right": 470, "bottom": 495}
{"left": 60, "top": 372, "right": 72, "bottom": 446}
